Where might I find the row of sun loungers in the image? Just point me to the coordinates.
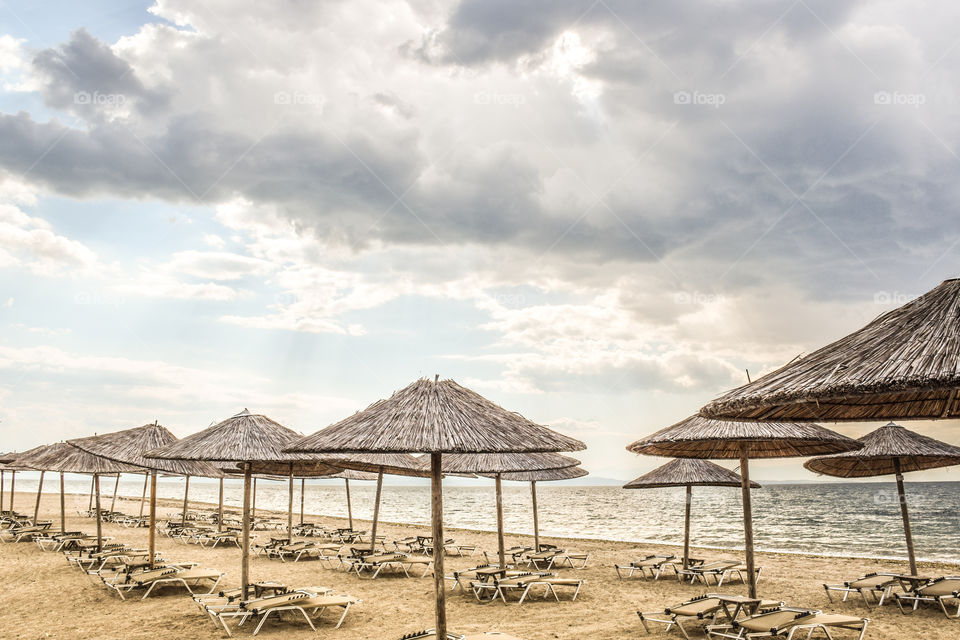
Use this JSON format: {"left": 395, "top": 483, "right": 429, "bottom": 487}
{"left": 639, "top": 595, "right": 870, "bottom": 640}
{"left": 194, "top": 584, "right": 360, "bottom": 636}
{"left": 616, "top": 555, "right": 759, "bottom": 586}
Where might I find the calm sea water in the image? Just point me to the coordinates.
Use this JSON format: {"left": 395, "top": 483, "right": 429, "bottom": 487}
{"left": 6, "top": 474, "right": 958, "bottom": 563}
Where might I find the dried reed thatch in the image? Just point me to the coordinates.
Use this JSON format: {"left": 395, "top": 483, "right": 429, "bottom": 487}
{"left": 493, "top": 465, "right": 588, "bottom": 482}
{"left": 229, "top": 461, "right": 343, "bottom": 477}
{"left": 286, "top": 377, "right": 586, "bottom": 454}
{"left": 422, "top": 452, "right": 581, "bottom": 474}
{"left": 12, "top": 441, "right": 139, "bottom": 474}
{"left": 145, "top": 410, "right": 337, "bottom": 472}
{"left": 804, "top": 422, "right": 960, "bottom": 477}
{"left": 0, "top": 452, "right": 15, "bottom": 464}
{"left": 627, "top": 414, "right": 862, "bottom": 459}
{"left": 69, "top": 423, "right": 223, "bottom": 477}
{"left": 702, "top": 278, "right": 960, "bottom": 422}
{"left": 321, "top": 453, "right": 430, "bottom": 478}
{"left": 624, "top": 458, "right": 760, "bottom": 489}
{"left": 328, "top": 469, "right": 379, "bottom": 481}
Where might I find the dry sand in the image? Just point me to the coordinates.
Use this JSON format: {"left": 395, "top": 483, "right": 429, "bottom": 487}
{"left": 1, "top": 490, "right": 957, "bottom": 639}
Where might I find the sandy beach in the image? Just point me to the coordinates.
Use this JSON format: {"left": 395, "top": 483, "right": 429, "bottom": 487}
{"left": 2, "top": 491, "right": 957, "bottom": 640}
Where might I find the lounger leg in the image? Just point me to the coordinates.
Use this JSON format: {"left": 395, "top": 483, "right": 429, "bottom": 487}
{"left": 141, "top": 582, "right": 158, "bottom": 600}
{"left": 252, "top": 611, "right": 274, "bottom": 636}
{"left": 335, "top": 603, "right": 351, "bottom": 629}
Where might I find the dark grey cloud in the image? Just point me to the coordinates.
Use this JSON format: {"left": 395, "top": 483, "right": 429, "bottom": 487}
{"left": 3, "top": 3, "right": 960, "bottom": 299}
{"left": 32, "top": 29, "right": 171, "bottom": 118}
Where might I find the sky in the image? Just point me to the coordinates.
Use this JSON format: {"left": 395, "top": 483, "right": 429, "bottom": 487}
{"left": 1, "top": 0, "right": 960, "bottom": 483}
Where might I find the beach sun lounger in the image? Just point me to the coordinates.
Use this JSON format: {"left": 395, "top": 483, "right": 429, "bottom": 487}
{"left": 707, "top": 607, "right": 869, "bottom": 639}
{"left": 399, "top": 630, "right": 525, "bottom": 639}
{"left": 678, "top": 560, "right": 756, "bottom": 586}
{"left": 471, "top": 572, "right": 583, "bottom": 605}
{"left": 823, "top": 572, "right": 924, "bottom": 608}
{"left": 640, "top": 594, "right": 783, "bottom": 639}
{"left": 203, "top": 586, "right": 358, "bottom": 636}
{"left": 894, "top": 576, "right": 960, "bottom": 618}
{"left": 616, "top": 554, "right": 681, "bottom": 580}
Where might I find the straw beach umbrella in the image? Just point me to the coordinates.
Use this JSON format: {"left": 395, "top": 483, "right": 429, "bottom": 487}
{"left": 804, "top": 422, "right": 960, "bottom": 575}
{"left": 489, "top": 464, "right": 588, "bottom": 552}
{"left": 628, "top": 414, "right": 860, "bottom": 597}
{"left": 15, "top": 441, "right": 139, "bottom": 548}
{"left": 427, "top": 452, "right": 580, "bottom": 568}
{"left": 286, "top": 377, "right": 586, "bottom": 638}
{"left": 624, "top": 458, "right": 759, "bottom": 569}
{"left": 145, "top": 409, "right": 340, "bottom": 599}
{"left": 703, "top": 278, "right": 960, "bottom": 422}
{"left": 69, "top": 422, "right": 223, "bottom": 567}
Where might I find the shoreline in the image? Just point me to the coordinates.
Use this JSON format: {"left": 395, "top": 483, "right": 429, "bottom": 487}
{"left": 3, "top": 490, "right": 960, "bottom": 640}
{"left": 55, "top": 490, "right": 960, "bottom": 570}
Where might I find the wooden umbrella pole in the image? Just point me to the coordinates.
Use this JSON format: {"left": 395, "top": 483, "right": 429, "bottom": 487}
{"left": 0, "top": 469, "right": 4, "bottom": 512}
{"left": 9, "top": 470, "right": 15, "bottom": 512}
{"left": 181, "top": 475, "right": 190, "bottom": 523}
{"left": 299, "top": 478, "right": 305, "bottom": 525}
{"left": 148, "top": 470, "right": 157, "bottom": 568}
{"left": 87, "top": 475, "right": 94, "bottom": 512}
{"left": 345, "top": 478, "right": 353, "bottom": 530}
{"left": 683, "top": 484, "right": 693, "bottom": 570}
{"left": 252, "top": 477, "right": 257, "bottom": 521}
{"left": 530, "top": 480, "right": 540, "bottom": 552}
{"left": 138, "top": 473, "right": 148, "bottom": 518}
{"left": 241, "top": 463, "right": 252, "bottom": 601}
{"left": 33, "top": 470, "right": 45, "bottom": 525}
{"left": 738, "top": 445, "right": 757, "bottom": 599}
{"left": 94, "top": 473, "right": 103, "bottom": 553}
{"left": 287, "top": 464, "right": 294, "bottom": 544}
{"left": 218, "top": 477, "right": 224, "bottom": 532}
{"left": 894, "top": 458, "right": 918, "bottom": 575}
{"left": 59, "top": 472, "right": 66, "bottom": 534}
{"left": 370, "top": 467, "right": 384, "bottom": 553}
{"left": 495, "top": 473, "right": 506, "bottom": 568}
{"left": 430, "top": 453, "right": 447, "bottom": 640}
{"left": 109, "top": 474, "right": 120, "bottom": 514}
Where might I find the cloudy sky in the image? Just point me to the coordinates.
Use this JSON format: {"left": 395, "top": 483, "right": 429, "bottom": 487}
{"left": 1, "top": 0, "right": 959, "bottom": 482}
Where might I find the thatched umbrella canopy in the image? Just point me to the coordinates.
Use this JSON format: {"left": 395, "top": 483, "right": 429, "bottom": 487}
{"left": 0, "top": 452, "right": 15, "bottom": 464}
{"left": 15, "top": 441, "right": 140, "bottom": 549}
{"left": 69, "top": 422, "right": 224, "bottom": 565}
{"left": 485, "top": 465, "right": 588, "bottom": 551}
{"left": 286, "top": 377, "right": 586, "bottom": 638}
{"left": 146, "top": 409, "right": 341, "bottom": 599}
{"left": 0, "top": 452, "right": 34, "bottom": 515}
{"left": 805, "top": 422, "right": 960, "bottom": 574}
{"left": 624, "top": 459, "right": 759, "bottom": 568}
{"left": 628, "top": 414, "right": 859, "bottom": 597}
{"left": 702, "top": 278, "right": 960, "bottom": 422}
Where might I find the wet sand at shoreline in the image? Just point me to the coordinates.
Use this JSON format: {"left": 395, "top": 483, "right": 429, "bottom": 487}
{"left": 2, "top": 491, "right": 958, "bottom": 639}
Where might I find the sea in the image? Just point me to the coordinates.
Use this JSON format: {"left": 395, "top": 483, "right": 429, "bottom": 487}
{"left": 5, "top": 473, "right": 958, "bottom": 564}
